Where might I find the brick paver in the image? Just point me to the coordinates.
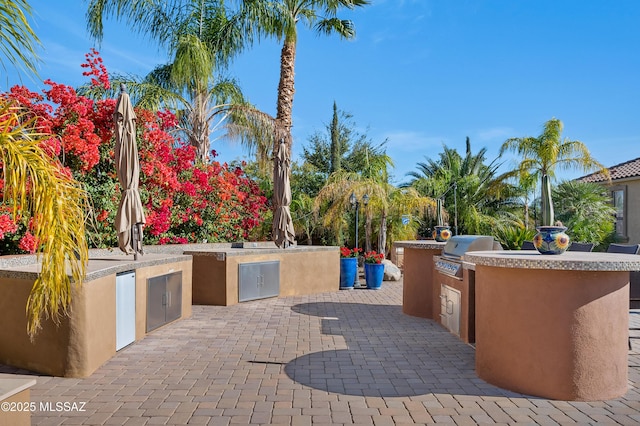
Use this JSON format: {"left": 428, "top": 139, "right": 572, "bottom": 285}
{"left": 2, "top": 279, "right": 640, "bottom": 424}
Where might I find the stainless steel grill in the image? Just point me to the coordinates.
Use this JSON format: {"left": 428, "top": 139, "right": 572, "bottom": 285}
{"left": 435, "top": 235, "right": 496, "bottom": 278}
{"left": 434, "top": 235, "right": 499, "bottom": 343}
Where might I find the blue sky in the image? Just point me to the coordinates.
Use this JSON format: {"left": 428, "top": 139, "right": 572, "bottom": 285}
{"left": 4, "top": 0, "right": 640, "bottom": 185}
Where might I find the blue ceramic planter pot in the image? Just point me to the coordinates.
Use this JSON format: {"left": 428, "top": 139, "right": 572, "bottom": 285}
{"left": 364, "top": 263, "right": 384, "bottom": 290}
{"left": 340, "top": 257, "right": 357, "bottom": 289}
{"left": 434, "top": 226, "right": 452, "bottom": 242}
{"left": 534, "top": 226, "right": 570, "bottom": 255}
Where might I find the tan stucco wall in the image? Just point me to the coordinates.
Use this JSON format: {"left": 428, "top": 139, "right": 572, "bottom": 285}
{"left": 0, "top": 277, "right": 72, "bottom": 376}
{"left": 401, "top": 248, "right": 441, "bottom": 319}
{"left": 625, "top": 178, "right": 640, "bottom": 244}
{"left": 192, "top": 249, "right": 339, "bottom": 306}
{"left": 0, "top": 260, "right": 192, "bottom": 378}
{"left": 0, "top": 389, "right": 31, "bottom": 426}
{"left": 66, "top": 275, "right": 116, "bottom": 377}
{"left": 475, "top": 265, "right": 629, "bottom": 400}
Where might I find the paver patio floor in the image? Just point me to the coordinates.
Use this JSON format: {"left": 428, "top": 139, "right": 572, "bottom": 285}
{"left": 2, "top": 278, "right": 640, "bottom": 425}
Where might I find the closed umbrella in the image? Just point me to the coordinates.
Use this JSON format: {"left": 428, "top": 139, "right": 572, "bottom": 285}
{"left": 114, "top": 84, "right": 145, "bottom": 259}
{"left": 272, "top": 139, "right": 295, "bottom": 248}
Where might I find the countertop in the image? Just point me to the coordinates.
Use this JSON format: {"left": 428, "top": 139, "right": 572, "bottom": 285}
{"left": 393, "top": 240, "right": 447, "bottom": 250}
{"left": 0, "top": 252, "right": 192, "bottom": 281}
{"left": 463, "top": 250, "right": 640, "bottom": 271}
{"left": 184, "top": 245, "right": 338, "bottom": 257}
{"left": 0, "top": 374, "right": 37, "bottom": 401}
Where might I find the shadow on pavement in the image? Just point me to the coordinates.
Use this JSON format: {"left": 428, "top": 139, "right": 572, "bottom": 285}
{"left": 287, "top": 302, "right": 515, "bottom": 398}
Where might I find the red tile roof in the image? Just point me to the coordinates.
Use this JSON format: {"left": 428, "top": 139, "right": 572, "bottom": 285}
{"left": 579, "top": 157, "right": 640, "bottom": 183}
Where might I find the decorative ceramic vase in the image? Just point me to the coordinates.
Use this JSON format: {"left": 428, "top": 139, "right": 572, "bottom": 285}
{"left": 364, "top": 263, "right": 384, "bottom": 290}
{"left": 434, "top": 226, "right": 452, "bottom": 242}
{"left": 339, "top": 257, "right": 357, "bottom": 289}
{"left": 533, "top": 226, "right": 570, "bottom": 255}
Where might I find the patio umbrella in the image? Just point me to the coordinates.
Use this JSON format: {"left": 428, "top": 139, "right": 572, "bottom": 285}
{"left": 272, "top": 139, "right": 295, "bottom": 248}
{"left": 114, "top": 84, "right": 145, "bottom": 259}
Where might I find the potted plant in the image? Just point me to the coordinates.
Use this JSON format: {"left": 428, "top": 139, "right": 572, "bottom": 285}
{"left": 533, "top": 174, "right": 570, "bottom": 254}
{"left": 363, "top": 250, "right": 385, "bottom": 290}
{"left": 339, "top": 247, "right": 360, "bottom": 289}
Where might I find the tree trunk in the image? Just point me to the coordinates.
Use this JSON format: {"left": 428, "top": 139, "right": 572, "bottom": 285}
{"left": 378, "top": 213, "right": 388, "bottom": 256}
{"left": 190, "top": 90, "right": 210, "bottom": 163}
{"left": 275, "top": 39, "right": 296, "bottom": 151}
{"left": 365, "top": 213, "right": 372, "bottom": 252}
{"left": 272, "top": 39, "right": 297, "bottom": 245}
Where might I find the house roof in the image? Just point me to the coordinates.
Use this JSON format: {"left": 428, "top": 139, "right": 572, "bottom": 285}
{"left": 579, "top": 157, "right": 640, "bottom": 183}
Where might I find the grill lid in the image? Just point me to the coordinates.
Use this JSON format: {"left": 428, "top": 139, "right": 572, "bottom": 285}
{"left": 443, "top": 235, "right": 496, "bottom": 259}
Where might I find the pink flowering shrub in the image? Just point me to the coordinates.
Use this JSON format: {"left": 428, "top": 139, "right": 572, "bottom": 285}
{"left": 0, "top": 51, "right": 268, "bottom": 254}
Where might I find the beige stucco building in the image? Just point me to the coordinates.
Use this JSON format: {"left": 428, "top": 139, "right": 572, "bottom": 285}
{"left": 580, "top": 157, "right": 640, "bottom": 245}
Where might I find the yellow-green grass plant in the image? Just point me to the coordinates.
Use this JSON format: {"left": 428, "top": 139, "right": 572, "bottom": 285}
{"left": 0, "top": 100, "right": 89, "bottom": 339}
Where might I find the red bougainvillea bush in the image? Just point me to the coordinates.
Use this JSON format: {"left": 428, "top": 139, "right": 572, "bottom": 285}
{"left": 0, "top": 50, "right": 268, "bottom": 254}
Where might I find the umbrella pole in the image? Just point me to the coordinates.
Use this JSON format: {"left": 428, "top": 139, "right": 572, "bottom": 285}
{"left": 133, "top": 223, "right": 138, "bottom": 260}
{"left": 132, "top": 224, "right": 142, "bottom": 260}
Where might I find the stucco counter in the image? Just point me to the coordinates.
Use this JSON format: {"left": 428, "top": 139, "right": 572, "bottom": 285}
{"left": 185, "top": 245, "right": 339, "bottom": 305}
{"left": 0, "top": 374, "right": 37, "bottom": 425}
{"left": 463, "top": 250, "right": 640, "bottom": 401}
{"left": 393, "top": 241, "right": 446, "bottom": 319}
{"left": 0, "top": 252, "right": 192, "bottom": 378}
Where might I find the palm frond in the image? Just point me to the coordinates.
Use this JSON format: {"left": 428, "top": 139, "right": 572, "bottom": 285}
{"left": 0, "top": 100, "right": 89, "bottom": 339}
{"left": 0, "top": 0, "right": 41, "bottom": 77}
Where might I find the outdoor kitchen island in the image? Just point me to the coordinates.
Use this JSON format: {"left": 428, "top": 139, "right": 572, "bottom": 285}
{"left": 0, "top": 252, "right": 192, "bottom": 378}
{"left": 463, "top": 250, "right": 640, "bottom": 401}
{"left": 393, "top": 240, "right": 446, "bottom": 319}
{"left": 186, "top": 244, "right": 339, "bottom": 306}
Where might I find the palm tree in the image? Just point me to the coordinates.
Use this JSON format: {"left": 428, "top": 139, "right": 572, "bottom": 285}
{"left": 240, "top": 0, "right": 369, "bottom": 152}
{"left": 0, "top": 100, "right": 89, "bottom": 338}
{"left": 0, "top": 0, "right": 41, "bottom": 78}
{"left": 407, "top": 138, "right": 517, "bottom": 235}
{"left": 86, "top": 0, "right": 273, "bottom": 163}
{"left": 315, "top": 138, "right": 436, "bottom": 254}
{"left": 553, "top": 180, "right": 616, "bottom": 247}
{"left": 315, "top": 171, "right": 435, "bottom": 254}
{"left": 500, "top": 118, "right": 609, "bottom": 226}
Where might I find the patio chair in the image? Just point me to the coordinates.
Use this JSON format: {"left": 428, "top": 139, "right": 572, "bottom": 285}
{"left": 521, "top": 241, "right": 536, "bottom": 250}
{"left": 567, "top": 242, "right": 595, "bottom": 252}
{"left": 607, "top": 243, "right": 640, "bottom": 254}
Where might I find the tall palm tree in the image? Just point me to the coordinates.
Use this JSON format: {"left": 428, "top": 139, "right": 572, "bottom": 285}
{"left": 0, "top": 100, "right": 89, "bottom": 338}
{"left": 0, "top": 0, "right": 41, "bottom": 78}
{"left": 240, "top": 0, "right": 369, "bottom": 245}
{"left": 500, "top": 118, "right": 609, "bottom": 226}
{"left": 86, "top": 0, "right": 273, "bottom": 163}
{"left": 240, "top": 0, "right": 369, "bottom": 153}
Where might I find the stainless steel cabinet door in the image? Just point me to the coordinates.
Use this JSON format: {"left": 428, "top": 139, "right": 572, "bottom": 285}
{"left": 146, "top": 271, "right": 183, "bottom": 332}
{"left": 165, "top": 272, "right": 182, "bottom": 324}
{"left": 116, "top": 271, "right": 136, "bottom": 350}
{"left": 238, "top": 261, "right": 280, "bottom": 302}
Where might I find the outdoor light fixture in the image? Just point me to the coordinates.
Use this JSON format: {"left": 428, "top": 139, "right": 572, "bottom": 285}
{"left": 350, "top": 192, "right": 369, "bottom": 287}
{"left": 437, "top": 183, "right": 458, "bottom": 236}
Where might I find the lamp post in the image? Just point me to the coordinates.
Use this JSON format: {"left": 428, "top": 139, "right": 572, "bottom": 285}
{"left": 350, "top": 192, "right": 369, "bottom": 287}
{"left": 437, "top": 182, "right": 458, "bottom": 236}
